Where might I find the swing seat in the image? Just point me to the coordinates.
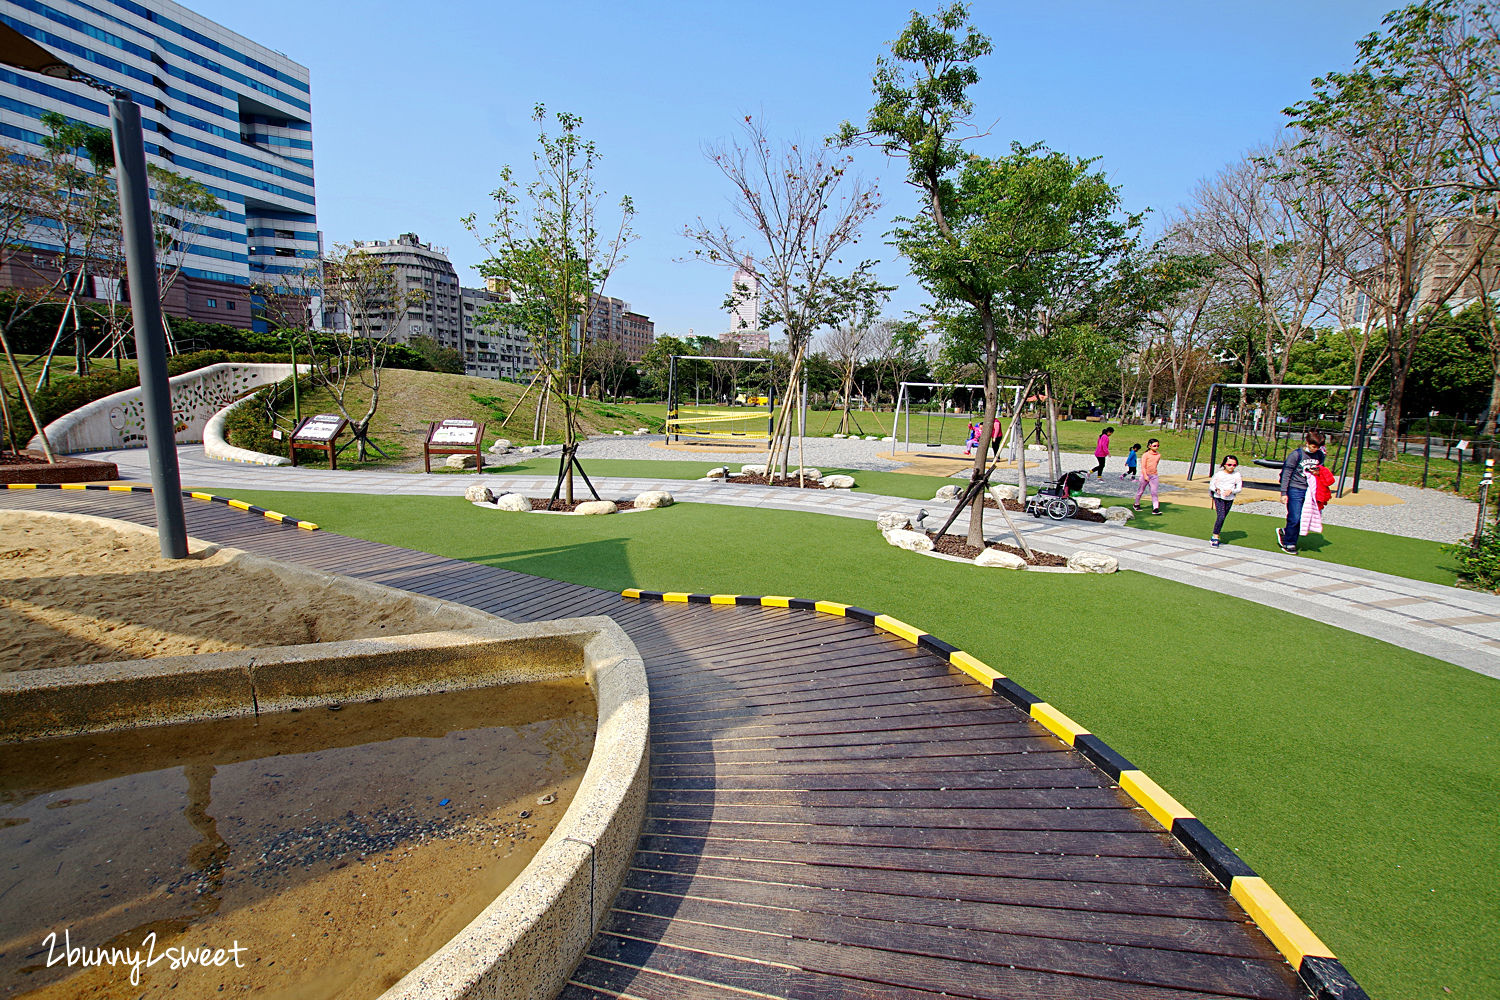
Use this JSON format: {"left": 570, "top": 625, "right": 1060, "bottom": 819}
{"left": 1252, "top": 458, "right": 1281, "bottom": 469}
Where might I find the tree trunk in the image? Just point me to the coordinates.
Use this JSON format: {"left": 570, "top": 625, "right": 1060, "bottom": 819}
{"left": 0, "top": 330, "right": 55, "bottom": 461}
{"left": 1382, "top": 355, "right": 1411, "bottom": 462}
{"left": 966, "top": 303, "right": 999, "bottom": 548}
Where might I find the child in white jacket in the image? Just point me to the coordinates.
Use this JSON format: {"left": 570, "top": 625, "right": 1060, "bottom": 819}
{"left": 1208, "top": 455, "right": 1243, "bottom": 547}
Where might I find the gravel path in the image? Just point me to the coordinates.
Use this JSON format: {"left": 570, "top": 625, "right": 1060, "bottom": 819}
{"left": 578, "top": 435, "right": 1479, "bottom": 543}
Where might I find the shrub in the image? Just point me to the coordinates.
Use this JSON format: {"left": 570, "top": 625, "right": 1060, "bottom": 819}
{"left": 1444, "top": 520, "right": 1500, "bottom": 592}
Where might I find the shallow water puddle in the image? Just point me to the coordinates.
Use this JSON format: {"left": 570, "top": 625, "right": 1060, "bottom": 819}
{"left": 0, "top": 678, "right": 595, "bottom": 999}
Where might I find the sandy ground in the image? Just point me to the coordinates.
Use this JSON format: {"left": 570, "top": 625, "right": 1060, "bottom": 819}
{"left": 0, "top": 512, "right": 465, "bottom": 673}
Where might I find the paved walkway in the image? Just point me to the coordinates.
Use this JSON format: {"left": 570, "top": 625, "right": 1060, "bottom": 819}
{"left": 84, "top": 446, "right": 1500, "bottom": 679}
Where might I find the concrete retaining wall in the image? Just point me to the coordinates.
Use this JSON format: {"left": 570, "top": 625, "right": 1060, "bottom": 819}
{"left": 30, "top": 362, "right": 305, "bottom": 454}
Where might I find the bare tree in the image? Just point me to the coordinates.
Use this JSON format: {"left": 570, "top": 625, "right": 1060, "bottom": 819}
{"left": 820, "top": 316, "right": 884, "bottom": 434}
{"left": 686, "top": 116, "right": 886, "bottom": 480}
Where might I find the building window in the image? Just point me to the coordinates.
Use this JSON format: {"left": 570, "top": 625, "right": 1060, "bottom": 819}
{"left": 227, "top": 300, "right": 236, "bottom": 310}
{"left": 205, "top": 297, "right": 217, "bottom": 308}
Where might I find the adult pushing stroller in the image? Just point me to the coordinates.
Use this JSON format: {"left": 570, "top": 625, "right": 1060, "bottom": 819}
{"left": 1025, "top": 470, "right": 1087, "bottom": 520}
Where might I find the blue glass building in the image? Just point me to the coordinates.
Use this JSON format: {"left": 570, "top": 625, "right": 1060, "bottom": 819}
{"left": 0, "top": 0, "right": 315, "bottom": 331}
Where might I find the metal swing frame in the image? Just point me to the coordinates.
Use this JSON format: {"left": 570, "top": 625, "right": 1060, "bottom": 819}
{"left": 665, "top": 355, "right": 774, "bottom": 443}
{"left": 894, "top": 381, "right": 1026, "bottom": 454}
{"left": 1188, "top": 382, "right": 1371, "bottom": 497}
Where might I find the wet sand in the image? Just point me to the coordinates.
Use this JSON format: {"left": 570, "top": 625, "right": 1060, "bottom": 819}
{"left": 0, "top": 659, "right": 596, "bottom": 999}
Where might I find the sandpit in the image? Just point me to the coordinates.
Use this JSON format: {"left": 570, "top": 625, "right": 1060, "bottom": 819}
{"left": 0, "top": 510, "right": 490, "bottom": 673}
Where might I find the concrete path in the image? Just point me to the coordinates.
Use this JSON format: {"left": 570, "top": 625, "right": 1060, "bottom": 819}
{"left": 89, "top": 446, "right": 1500, "bottom": 679}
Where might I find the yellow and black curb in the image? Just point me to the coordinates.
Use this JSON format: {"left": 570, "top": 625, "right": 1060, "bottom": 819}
{"left": 2, "top": 483, "right": 318, "bottom": 531}
{"left": 623, "top": 588, "right": 1368, "bottom": 1000}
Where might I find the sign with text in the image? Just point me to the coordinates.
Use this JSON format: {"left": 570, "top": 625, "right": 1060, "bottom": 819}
{"left": 294, "top": 414, "right": 346, "bottom": 442}
{"left": 427, "top": 419, "right": 483, "bottom": 447}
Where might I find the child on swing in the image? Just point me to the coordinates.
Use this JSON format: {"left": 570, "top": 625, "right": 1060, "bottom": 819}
{"left": 963, "top": 422, "right": 980, "bottom": 457}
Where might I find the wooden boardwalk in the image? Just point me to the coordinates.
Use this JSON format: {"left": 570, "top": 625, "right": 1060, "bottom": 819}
{"left": 2, "top": 493, "right": 1312, "bottom": 1000}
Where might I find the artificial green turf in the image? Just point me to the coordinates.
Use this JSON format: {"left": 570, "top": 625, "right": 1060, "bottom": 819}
{"left": 486, "top": 456, "right": 1460, "bottom": 585}
{"left": 227, "top": 489, "right": 1496, "bottom": 1000}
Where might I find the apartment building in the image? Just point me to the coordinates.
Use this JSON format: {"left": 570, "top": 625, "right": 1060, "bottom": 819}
{"left": 1340, "top": 215, "right": 1499, "bottom": 328}
{"left": 585, "top": 293, "right": 653, "bottom": 362}
{"left": 346, "top": 233, "right": 461, "bottom": 347}
{"left": 0, "top": 0, "right": 316, "bottom": 329}
{"left": 460, "top": 281, "right": 534, "bottom": 380}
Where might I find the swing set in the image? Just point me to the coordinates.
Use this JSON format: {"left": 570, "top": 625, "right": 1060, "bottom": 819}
{"left": 1188, "top": 382, "right": 1371, "bottom": 497}
{"left": 893, "top": 381, "right": 1025, "bottom": 453}
{"left": 664, "top": 355, "right": 774, "bottom": 443}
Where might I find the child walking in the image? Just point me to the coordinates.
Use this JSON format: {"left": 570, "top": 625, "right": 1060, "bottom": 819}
{"left": 1134, "top": 439, "right": 1162, "bottom": 513}
{"left": 1093, "top": 426, "right": 1113, "bottom": 478}
{"left": 1208, "top": 455, "right": 1242, "bottom": 547}
{"left": 1121, "top": 443, "right": 1140, "bottom": 480}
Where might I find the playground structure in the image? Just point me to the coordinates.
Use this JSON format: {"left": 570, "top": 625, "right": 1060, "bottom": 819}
{"left": 892, "top": 381, "right": 1026, "bottom": 456}
{"left": 664, "top": 355, "right": 774, "bottom": 444}
{"left": 1188, "top": 382, "right": 1370, "bottom": 497}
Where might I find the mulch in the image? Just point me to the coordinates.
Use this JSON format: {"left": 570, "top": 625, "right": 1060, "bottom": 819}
{"left": 725, "top": 473, "right": 827, "bottom": 490}
{"left": 0, "top": 450, "right": 120, "bottom": 485}
{"left": 926, "top": 531, "right": 1070, "bottom": 567}
{"left": 529, "top": 498, "right": 638, "bottom": 512}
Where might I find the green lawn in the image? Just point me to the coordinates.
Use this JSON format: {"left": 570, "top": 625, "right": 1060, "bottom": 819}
{"left": 488, "top": 456, "right": 1461, "bottom": 586}
{"left": 226, "top": 490, "right": 1495, "bottom": 1000}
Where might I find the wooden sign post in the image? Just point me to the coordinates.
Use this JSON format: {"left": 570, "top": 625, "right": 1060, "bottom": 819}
{"left": 290, "top": 413, "right": 347, "bottom": 469}
{"left": 424, "top": 418, "right": 486, "bottom": 473}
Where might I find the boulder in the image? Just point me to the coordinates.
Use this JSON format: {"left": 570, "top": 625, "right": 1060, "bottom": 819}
{"left": 612, "top": 429, "right": 625, "bottom": 436}
{"left": 876, "top": 511, "right": 910, "bottom": 532}
{"left": 488, "top": 438, "right": 513, "bottom": 453}
{"left": 832, "top": 433, "right": 848, "bottom": 439}
{"left": 1075, "top": 496, "right": 1102, "bottom": 510}
{"left": 1026, "top": 443, "right": 1046, "bottom": 452}
{"left": 883, "top": 528, "right": 934, "bottom": 552}
{"left": 934, "top": 484, "right": 963, "bottom": 501}
{"left": 494, "top": 493, "right": 531, "bottom": 512}
{"left": 1067, "top": 551, "right": 1119, "bottom": 574}
{"left": 792, "top": 468, "right": 822, "bottom": 481}
{"left": 864, "top": 435, "right": 880, "bottom": 441}
{"left": 464, "top": 484, "right": 494, "bottom": 504}
{"left": 823, "top": 474, "right": 856, "bottom": 489}
{"left": 881, "top": 435, "right": 895, "bottom": 442}
{"left": 575, "top": 500, "right": 619, "bottom": 516}
{"left": 706, "top": 466, "right": 728, "bottom": 478}
{"left": 740, "top": 463, "right": 768, "bottom": 475}
{"left": 633, "top": 428, "right": 649, "bottom": 435}
{"left": 634, "top": 490, "right": 675, "bottom": 509}
{"left": 1103, "top": 506, "right": 1134, "bottom": 525}
{"left": 989, "top": 484, "right": 1020, "bottom": 502}
{"left": 445, "top": 453, "right": 479, "bottom": 470}
{"left": 975, "top": 548, "right": 1028, "bottom": 570}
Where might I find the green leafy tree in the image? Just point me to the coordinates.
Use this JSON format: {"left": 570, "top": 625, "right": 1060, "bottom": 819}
{"left": 466, "top": 106, "right": 635, "bottom": 502}
{"left": 406, "top": 335, "right": 465, "bottom": 375}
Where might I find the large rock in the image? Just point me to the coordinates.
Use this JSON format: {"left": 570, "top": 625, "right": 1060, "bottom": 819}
{"left": 464, "top": 484, "right": 494, "bottom": 504}
{"left": 792, "top": 468, "right": 822, "bottom": 481}
{"left": 1075, "top": 496, "right": 1102, "bottom": 511}
{"left": 445, "top": 453, "right": 479, "bottom": 470}
{"left": 876, "top": 511, "right": 910, "bottom": 532}
{"left": 832, "top": 433, "right": 848, "bottom": 439}
{"left": 864, "top": 435, "right": 880, "bottom": 441}
{"left": 1067, "top": 551, "right": 1119, "bottom": 573}
{"left": 883, "top": 528, "right": 934, "bottom": 552}
{"left": 1027, "top": 443, "right": 1046, "bottom": 452}
{"left": 633, "top": 427, "right": 649, "bottom": 435}
{"left": 740, "top": 463, "right": 768, "bottom": 475}
{"left": 493, "top": 493, "right": 531, "bottom": 512}
{"left": 1103, "top": 506, "right": 1134, "bottom": 526}
{"left": 989, "top": 484, "right": 1020, "bottom": 502}
{"left": 612, "top": 429, "right": 625, "bottom": 436}
{"left": 823, "top": 474, "right": 856, "bottom": 489}
{"left": 706, "top": 466, "right": 728, "bottom": 479}
{"left": 488, "top": 438, "right": 513, "bottom": 453}
{"left": 575, "top": 500, "right": 618, "bottom": 516}
{"left": 975, "top": 548, "right": 1028, "bottom": 570}
{"left": 934, "top": 484, "right": 963, "bottom": 501}
{"left": 634, "top": 490, "right": 675, "bottom": 509}
{"left": 881, "top": 435, "right": 895, "bottom": 442}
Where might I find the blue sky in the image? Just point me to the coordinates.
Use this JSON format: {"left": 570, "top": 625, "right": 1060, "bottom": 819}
{"left": 192, "top": 0, "right": 1396, "bottom": 338}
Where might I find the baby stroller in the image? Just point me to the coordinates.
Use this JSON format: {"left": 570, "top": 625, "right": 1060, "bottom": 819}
{"left": 1025, "top": 470, "right": 1087, "bottom": 520}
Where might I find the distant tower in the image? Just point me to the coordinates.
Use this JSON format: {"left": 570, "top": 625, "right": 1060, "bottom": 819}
{"left": 730, "top": 256, "right": 759, "bottom": 332}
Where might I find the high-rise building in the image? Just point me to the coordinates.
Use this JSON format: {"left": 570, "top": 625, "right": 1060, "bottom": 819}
{"left": 461, "top": 282, "right": 534, "bottom": 380}
{"left": 721, "top": 255, "right": 767, "bottom": 351}
{"left": 346, "top": 233, "right": 461, "bottom": 347}
{"left": 0, "top": 0, "right": 316, "bottom": 330}
{"left": 1339, "top": 215, "right": 1499, "bottom": 329}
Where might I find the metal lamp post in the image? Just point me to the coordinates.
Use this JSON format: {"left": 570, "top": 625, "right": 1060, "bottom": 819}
{"left": 0, "top": 25, "right": 188, "bottom": 558}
